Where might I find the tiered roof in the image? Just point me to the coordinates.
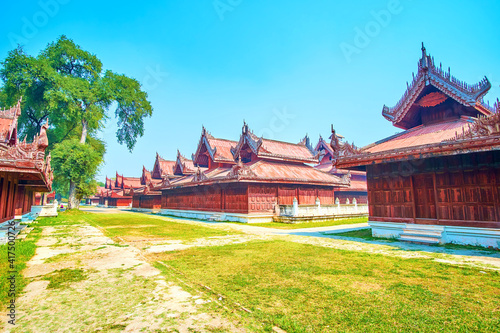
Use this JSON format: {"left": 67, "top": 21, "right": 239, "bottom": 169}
{"left": 336, "top": 45, "right": 500, "bottom": 170}
{"left": 0, "top": 99, "right": 52, "bottom": 191}
{"left": 161, "top": 122, "right": 347, "bottom": 191}
{"left": 382, "top": 43, "right": 493, "bottom": 130}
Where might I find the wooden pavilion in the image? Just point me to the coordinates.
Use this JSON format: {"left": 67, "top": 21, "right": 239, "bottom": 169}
{"left": 99, "top": 171, "right": 141, "bottom": 207}
{"left": 314, "top": 135, "right": 368, "bottom": 205}
{"left": 336, "top": 45, "right": 500, "bottom": 248}
{"left": 156, "top": 123, "right": 349, "bottom": 222}
{"left": 0, "top": 99, "right": 53, "bottom": 222}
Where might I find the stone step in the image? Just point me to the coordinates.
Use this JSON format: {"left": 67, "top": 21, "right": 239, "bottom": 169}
{"left": 401, "top": 230, "right": 443, "bottom": 237}
{"left": 399, "top": 234, "right": 440, "bottom": 244}
{"left": 207, "top": 214, "right": 224, "bottom": 221}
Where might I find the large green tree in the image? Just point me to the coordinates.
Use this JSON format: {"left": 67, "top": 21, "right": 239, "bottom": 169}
{"left": 0, "top": 36, "right": 153, "bottom": 208}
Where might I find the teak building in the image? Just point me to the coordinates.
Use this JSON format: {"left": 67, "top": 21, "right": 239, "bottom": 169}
{"left": 336, "top": 45, "right": 500, "bottom": 248}
{"left": 0, "top": 99, "right": 53, "bottom": 222}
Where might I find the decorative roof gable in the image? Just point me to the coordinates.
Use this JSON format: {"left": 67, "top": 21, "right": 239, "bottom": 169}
{"left": 0, "top": 97, "right": 22, "bottom": 146}
{"left": 382, "top": 43, "right": 493, "bottom": 130}
{"left": 174, "top": 150, "right": 196, "bottom": 175}
{"left": 314, "top": 135, "right": 334, "bottom": 164}
{"left": 152, "top": 152, "right": 176, "bottom": 179}
{"left": 140, "top": 166, "right": 152, "bottom": 185}
{"left": 231, "top": 122, "right": 318, "bottom": 164}
{"left": 192, "top": 126, "right": 237, "bottom": 166}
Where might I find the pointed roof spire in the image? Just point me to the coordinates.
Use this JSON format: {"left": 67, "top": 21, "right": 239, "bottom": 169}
{"left": 242, "top": 120, "right": 248, "bottom": 134}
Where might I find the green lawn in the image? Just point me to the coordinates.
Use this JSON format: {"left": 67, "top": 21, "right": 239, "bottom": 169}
{"left": 246, "top": 216, "right": 368, "bottom": 229}
{"left": 0, "top": 227, "right": 40, "bottom": 309}
{"left": 39, "top": 210, "right": 239, "bottom": 242}
{"left": 151, "top": 240, "right": 500, "bottom": 333}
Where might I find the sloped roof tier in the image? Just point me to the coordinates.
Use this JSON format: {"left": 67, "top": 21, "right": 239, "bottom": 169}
{"left": 363, "top": 118, "right": 473, "bottom": 154}
{"left": 122, "top": 176, "right": 142, "bottom": 189}
{"left": 161, "top": 160, "right": 346, "bottom": 190}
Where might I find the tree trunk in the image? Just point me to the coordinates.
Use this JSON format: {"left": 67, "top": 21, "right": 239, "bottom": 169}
{"left": 68, "top": 181, "right": 78, "bottom": 209}
{"left": 80, "top": 119, "right": 88, "bottom": 144}
{"left": 69, "top": 118, "right": 88, "bottom": 210}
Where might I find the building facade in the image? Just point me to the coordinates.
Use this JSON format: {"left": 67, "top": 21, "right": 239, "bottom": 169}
{"left": 0, "top": 99, "right": 53, "bottom": 222}
{"left": 336, "top": 45, "right": 500, "bottom": 248}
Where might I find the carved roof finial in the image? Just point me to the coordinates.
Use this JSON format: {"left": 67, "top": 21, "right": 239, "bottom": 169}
{"left": 242, "top": 120, "right": 248, "bottom": 134}
{"left": 16, "top": 96, "right": 23, "bottom": 116}
{"left": 202, "top": 125, "right": 206, "bottom": 135}
{"left": 421, "top": 42, "right": 426, "bottom": 58}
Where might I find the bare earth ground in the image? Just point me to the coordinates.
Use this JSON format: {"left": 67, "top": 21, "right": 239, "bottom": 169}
{"left": 5, "top": 207, "right": 500, "bottom": 332}
{"left": 4, "top": 223, "right": 247, "bottom": 333}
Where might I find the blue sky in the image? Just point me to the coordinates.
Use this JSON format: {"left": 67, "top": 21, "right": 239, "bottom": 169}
{"left": 1, "top": 0, "right": 499, "bottom": 182}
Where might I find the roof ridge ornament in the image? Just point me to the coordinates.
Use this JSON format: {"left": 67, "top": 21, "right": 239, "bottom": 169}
{"left": 242, "top": 120, "right": 248, "bottom": 134}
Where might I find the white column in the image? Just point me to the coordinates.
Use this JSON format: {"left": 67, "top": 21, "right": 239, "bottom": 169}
{"left": 292, "top": 197, "right": 298, "bottom": 217}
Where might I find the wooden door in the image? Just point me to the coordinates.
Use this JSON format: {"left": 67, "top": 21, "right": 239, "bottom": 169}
{"left": 412, "top": 174, "right": 436, "bottom": 219}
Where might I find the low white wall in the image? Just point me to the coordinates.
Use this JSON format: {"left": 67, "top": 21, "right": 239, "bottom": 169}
{"left": 280, "top": 204, "right": 368, "bottom": 217}
{"left": 158, "top": 209, "right": 273, "bottom": 223}
{"left": 31, "top": 201, "right": 58, "bottom": 217}
{"left": 369, "top": 221, "right": 500, "bottom": 249}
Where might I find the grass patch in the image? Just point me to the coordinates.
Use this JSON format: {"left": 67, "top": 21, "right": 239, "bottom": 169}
{"left": 44, "top": 252, "right": 74, "bottom": 263}
{"left": 43, "top": 268, "right": 88, "bottom": 289}
{"left": 36, "top": 210, "right": 238, "bottom": 242}
{"left": 152, "top": 240, "right": 500, "bottom": 332}
{"left": 246, "top": 217, "right": 368, "bottom": 229}
{"left": 328, "top": 228, "right": 382, "bottom": 241}
{"left": 36, "top": 209, "right": 91, "bottom": 226}
{"left": 0, "top": 234, "right": 39, "bottom": 306}
{"left": 85, "top": 213, "right": 238, "bottom": 241}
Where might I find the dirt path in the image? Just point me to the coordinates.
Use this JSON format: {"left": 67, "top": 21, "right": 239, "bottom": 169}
{"left": 5, "top": 223, "right": 246, "bottom": 333}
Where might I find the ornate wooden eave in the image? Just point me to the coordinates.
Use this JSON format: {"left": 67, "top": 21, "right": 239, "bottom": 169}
{"left": 382, "top": 44, "right": 493, "bottom": 129}
{"left": 336, "top": 136, "right": 500, "bottom": 170}
{"left": 0, "top": 117, "right": 52, "bottom": 191}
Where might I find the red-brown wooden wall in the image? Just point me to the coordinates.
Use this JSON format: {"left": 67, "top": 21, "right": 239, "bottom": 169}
{"left": 366, "top": 151, "right": 500, "bottom": 228}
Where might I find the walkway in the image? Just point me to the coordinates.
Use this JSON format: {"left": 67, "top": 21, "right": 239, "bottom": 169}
{"left": 83, "top": 207, "right": 500, "bottom": 270}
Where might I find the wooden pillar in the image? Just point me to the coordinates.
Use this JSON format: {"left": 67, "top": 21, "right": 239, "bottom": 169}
{"left": 0, "top": 176, "right": 6, "bottom": 219}
{"left": 409, "top": 175, "right": 417, "bottom": 223}
{"left": 432, "top": 172, "right": 440, "bottom": 221}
